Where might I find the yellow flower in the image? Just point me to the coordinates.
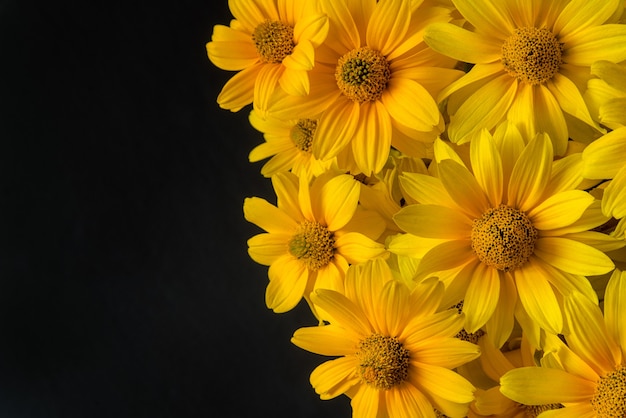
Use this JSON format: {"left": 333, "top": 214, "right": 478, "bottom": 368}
{"left": 391, "top": 125, "right": 618, "bottom": 347}
{"left": 243, "top": 171, "right": 387, "bottom": 313}
{"left": 267, "top": 0, "right": 463, "bottom": 175}
{"left": 206, "top": 0, "right": 329, "bottom": 111}
{"left": 500, "top": 269, "right": 626, "bottom": 417}
{"left": 423, "top": 0, "right": 626, "bottom": 154}
{"left": 247, "top": 110, "right": 335, "bottom": 179}
{"left": 291, "top": 259, "right": 480, "bottom": 418}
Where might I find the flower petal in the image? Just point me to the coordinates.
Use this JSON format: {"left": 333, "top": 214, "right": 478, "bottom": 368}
{"left": 292, "top": 324, "right": 357, "bottom": 356}
{"left": 382, "top": 78, "right": 440, "bottom": 132}
{"left": 334, "top": 232, "right": 387, "bottom": 264}
{"left": 533, "top": 237, "right": 614, "bottom": 276}
{"left": 604, "top": 269, "right": 626, "bottom": 356}
{"left": 351, "top": 100, "right": 392, "bottom": 175}
{"left": 417, "top": 240, "right": 475, "bottom": 277}
{"left": 582, "top": 126, "right": 626, "bottom": 180}
{"left": 247, "top": 233, "right": 290, "bottom": 265}
{"left": 266, "top": 255, "right": 309, "bottom": 312}
{"left": 507, "top": 133, "right": 552, "bottom": 212}
{"left": 554, "top": 0, "right": 622, "bottom": 41}
{"left": 514, "top": 261, "right": 563, "bottom": 334}
{"left": 463, "top": 263, "right": 500, "bottom": 333}
{"left": 320, "top": 174, "right": 359, "bottom": 231}
{"left": 447, "top": 0, "right": 514, "bottom": 39}
{"left": 438, "top": 159, "right": 491, "bottom": 218}
{"left": 470, "top": 130, "right": 503, "bottom": 207}
{"left": 500, "top": 367, "right": 596, "bottom": 404}
{"left": 366, "top": 0, "right": 410, "bottom": 56}
{"left": 310, "top": 357, "right": 360, "bottom": 400}
{"left": 423, "top": 23, "right": 502, "bottom": 63}
{"left": 393, "top": 204, "right": 472, "bottom": 239}
{"left": 243, "top": 196, "right": 298, "bottom": 233}
{"left": 313, "top": 97, "right": 360, "bottom": 160}
{"left": 527, "top": 190, "right": 593, "bottom": 230}
{"left": 564, "top": 24, "right": 626, "bottom": 66}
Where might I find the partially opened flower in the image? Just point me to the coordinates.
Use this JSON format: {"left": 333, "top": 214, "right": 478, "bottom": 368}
{"left": 424, "top": 0, "right": 626, "bottom": 154}
{"left": 292, "top": 258, "right": 480, "bottom": 418}
{"left": 206, "top": 0, "right": 329, "bottom": 111}
{"left": 391, "top": 125, "right": 617, "bottom": 347}
{"left": 244, "top": 171, "right": 387, "bottom": 313}
{"left": 500, "top": 269, "right": 626, "bottom": 417}
{"left": 267, "top": 0, "right": 463, "bottom": 175}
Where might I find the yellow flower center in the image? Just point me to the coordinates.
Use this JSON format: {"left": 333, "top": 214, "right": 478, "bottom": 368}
{"left": 591, "top": 365, "right": 626, "bottom": 417}
{"left": 335, "top": 47, "right": 391, "bottom": 103}
{"left": 471, "top": 205, "right": 538, "bottom": 272}
{"left": 252, "top": 20, "right": 295, "bottom": 64}
{"left": 290, "top": 119, "right": 317, "bottom": 152}
{"left": 501, "top": 27, "right": 563, "bottom": 85}
{"left": 519, "top": 403, "right": 563, "bottom": 417}
{"left": 356, "top": 334, "right": 410, "bottom": 390}
{"left": 288, "top": 220, "right": 335, "bottom": 271}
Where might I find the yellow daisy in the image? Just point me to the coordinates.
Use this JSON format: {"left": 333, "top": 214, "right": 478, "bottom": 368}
{"left": 391, "top": 125, "right": 618, "bottom": 347}
{"left": 500, "top": 269, "right": 626, "bottom": 417}
{"left": 291, "top": 258, "right": 480, "bottom": 418}
{"left": 247, "top": 110, "right": 335, "bottom": 179}
{"left": 206, "top": 0, "right": 329, "bottom": 111}
{"left": 266, "top": 0, "right": 463, "bottom": 175}
{"left": 423, "top": 0, "right": 626, "bottom": 154}
{"left": 243, "top": 170, "right": 387, "bottom": 314}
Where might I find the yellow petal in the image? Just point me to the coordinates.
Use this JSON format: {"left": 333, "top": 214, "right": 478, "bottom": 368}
{"left": 381, "top": 78, "right": 440, "bottom": 132}
{"left": 320, "top": 174, "right": 359, "bottom": 231}
{"left": 438, "top": 159, "right": 491, "bottom": 218}
{"left": 500, "top": 367, "right": 596, "bottom": 404}
{"left": 320, "top": 0, "right": 360, "bottom": 52}
{"left": 411, "top": 362, "right": 475, "bottom": 404}
{"left": 446, "top": 0, "right": 514, "bottom": 39}
{"left": 206, "top": 31, "right": 258, "bottom": 70}
{"left": 448, "top": 74, "right": 517, "bottom": 144}
{"left": 350, "top": 100, "right": 392, "bottom": 176}
{"left": 216, "top": 63, "right": 262, "bottom": 111}
{"left": 470, "top": 130, "right": 503, "bottom": 207}
{"left": 279, "top": 66, "right": 310, "bottom": 96}
{"left": 463, "top": 263, "right": 500, "bottom": 333}
{"left": 386, "top": 383, "right": 438, "bottom": 418}
{"left": 351, "top": 385, "right": 380, "bottom": 416}
{"left": 439, "top": 63, "right": 505, "bottom": 103}
{"left": 565, "top": 24, "right": 626, "bottom": 66}
{"left": 534, "top": 237, "right": 615, "bottom": 276}
{"left": 413, "top": 339, "right": 480, "bottom": 369}
{"left": 366, "top": 0, "right": 410, "bottom": 56}
{"left": 417, "top": 240, "right": 475, "bottom": 277}
{"left": 334, "top": 232, "right": 387, "bottom": 264}
{"left": 309, "top": 357, "right": 360, "bottom": 400}
{"left": 266, "top": 255, "right": 308, "bottom": 312}
{"left": 485, "top": 273, "right": 517, "bottom": 349}
{"left": 402, "top": 310, "right": 465, "bottom": 347}
{"left": 565, "top": 291, "right": 620, "bottom": 374}
{"left": 293, "top": 13, "right": 329, "bottom": 47}
{"left": 423, "top": 22, "right": 502, "bottom": 64}
{"left": 514, "top": 261, "right": 563, "bottom": 334}
{"left": 243, "top": 196, "right": 298, "bottom": 233}
{"left": 605, "top": 269, "right": 626, "bottom": 355}
{"left": 546, "top": 73, "right": 599, "bottom": 130}
{"left": 229, "top": 0, "right": 270, "bottom": 32}
{"left": 311, "top": 288, "right": 371, "bottom": 337}
{"left": 398, "top": 173, "right": 454, "bottom": 207}
{"left": 507, "top": 133, "right": 552, "bottom": 212}
{"left": 582, "top": 126, "right": 626, "bottom": 179}
{"left": 247, "top": 233, "right": 289, "bottom": 265}
{"left": 393, "top": 204, "right": 472, "bottom": 239}
{"left": 253, "top": 63, "right": 284, "bottom": 113}
{"left": 534, "top": 84, "right": 569, "bottom": 156}
{"left": 291, "top": 324, "right": 356, "bottom": 356}
{"left": 271, "top": 172, "right": 304, "bottom": 222}
{"left": 554, "top": 0, "right": 622, "bottom": 41}
{"left": 313, "top": 97, "right": 360, "bottom": 160}
{"left": 527, "top": 190, "right": 593, "bottom": 230}
{"left": 378, "top": 280, "right": 410, "bottom": 337}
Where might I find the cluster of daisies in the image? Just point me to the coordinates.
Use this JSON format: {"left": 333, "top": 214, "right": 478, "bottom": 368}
{"left": 207, "top": 0, "right": 626, "bottom": 417}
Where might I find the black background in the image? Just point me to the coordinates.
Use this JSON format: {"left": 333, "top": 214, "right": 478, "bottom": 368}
{"left": 0, "top": 1, "right": 351, "bottom": 417}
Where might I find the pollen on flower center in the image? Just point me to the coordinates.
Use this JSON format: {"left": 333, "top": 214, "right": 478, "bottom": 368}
{"left": 519, "top": 403, "right": 563, "bottom": 417}
{"left": 335, "top": 47, "right": 391, "bottom": 103}
{"left": 288, "top": 220, "right": 335, "bottom": 271}
{"left": 290, "top": 119, "right": 317, "bottom": 152}
{"left": 252, "top": 20, "right": 295, "bottom": 64}
{"left": 356, "top": 334, "right": 410, "bottom": 390}
{"left": 591, "top": 364, "right": 626, "bottom": 417}
{"left": 471, "top": 205, "right": 538, "bottom": 272}
{"left": 501, "top": 27, "right": 563, "bottom": 85}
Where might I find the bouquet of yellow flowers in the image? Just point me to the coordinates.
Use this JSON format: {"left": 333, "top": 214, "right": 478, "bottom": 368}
{"left": 207, "top": 0, "right": 626, "bottom": 416}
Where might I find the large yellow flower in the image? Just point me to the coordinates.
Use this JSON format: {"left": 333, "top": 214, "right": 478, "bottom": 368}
{"left": 500, "top": 269, "right": 626, "bottom": 417}
{"left": 292, "top": 258, "right": 480, "bottom": 418}
{"left": 266, "top": 0, "right": 463, "bottom": 175}
{"left": 243, "top": 171, "right": 387, "bottom": 313}
{"left": 206, "top": 0, "right": 329, "bottom": 111}
{"left": 391, "top": 125, "right": 618, "bottom": 348}
{"left": 423, "top": 0, "right": 626, "bottom": 155}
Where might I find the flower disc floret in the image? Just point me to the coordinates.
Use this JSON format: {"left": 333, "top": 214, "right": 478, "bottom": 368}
{"left": 356, "top": 334, "right": 410, "bottom": 390}
{"left": 591, "top": 365, "right": 626, "bottom": 417}
{"left": 288, "top": 220, "right": 335, "bottom": 271}
{"left": 290, "top": 119, "right": 317, "bottom": 152}
{"left": 471, "top": 205, "right": 538, "bottom": 272}
{"left": 252, "top": 20, "right": 295, "bottom": 64}
{"left": 501, "top": 27, "right": 563, "bottom": 85}
{"left": 335, "top": 47, "right": 391, "bottom": 103}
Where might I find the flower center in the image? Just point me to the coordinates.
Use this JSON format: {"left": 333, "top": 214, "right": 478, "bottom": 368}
{"left": 356, "top": 334, "right": 410, "bottom": 390}
{"left": 252, "top": 20, "right": 295, "bottom": 64}
{"left": 519, "top": 403, "right": 563, "bottom": 417}
{"left": 471, "top": 205, "right": 537, "bottom": 272}
{"left": 501, "top": 27, "right": 563, "bottom": 85}
{"left": 591, "top": 365, "right": 626, "bottom": 417}
{"left": 288, "top": 220, "right": 335, "bottom": 271}
{"left": 290, "top": 119, "right": 317, "bottom": 152}
{"left": 335, "top": 47, "right": 391, "bottom": 103}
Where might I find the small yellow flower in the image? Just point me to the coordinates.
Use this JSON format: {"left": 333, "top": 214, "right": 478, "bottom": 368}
{"left": 243, "top": 171, "right": 387, "bottom": 313}
{"left": 500, "top": 269, "right": 626, "bottom": 417}
{"left": 206, "top": 0, "right": 329, "bottom": 111}
{"left": 292, "top": 259, "right": 480, "bottom": 418}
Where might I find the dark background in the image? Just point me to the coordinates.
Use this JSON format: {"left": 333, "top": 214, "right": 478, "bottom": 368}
{"left": 0, "top": 1, "right": 351, "bottom": 417}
